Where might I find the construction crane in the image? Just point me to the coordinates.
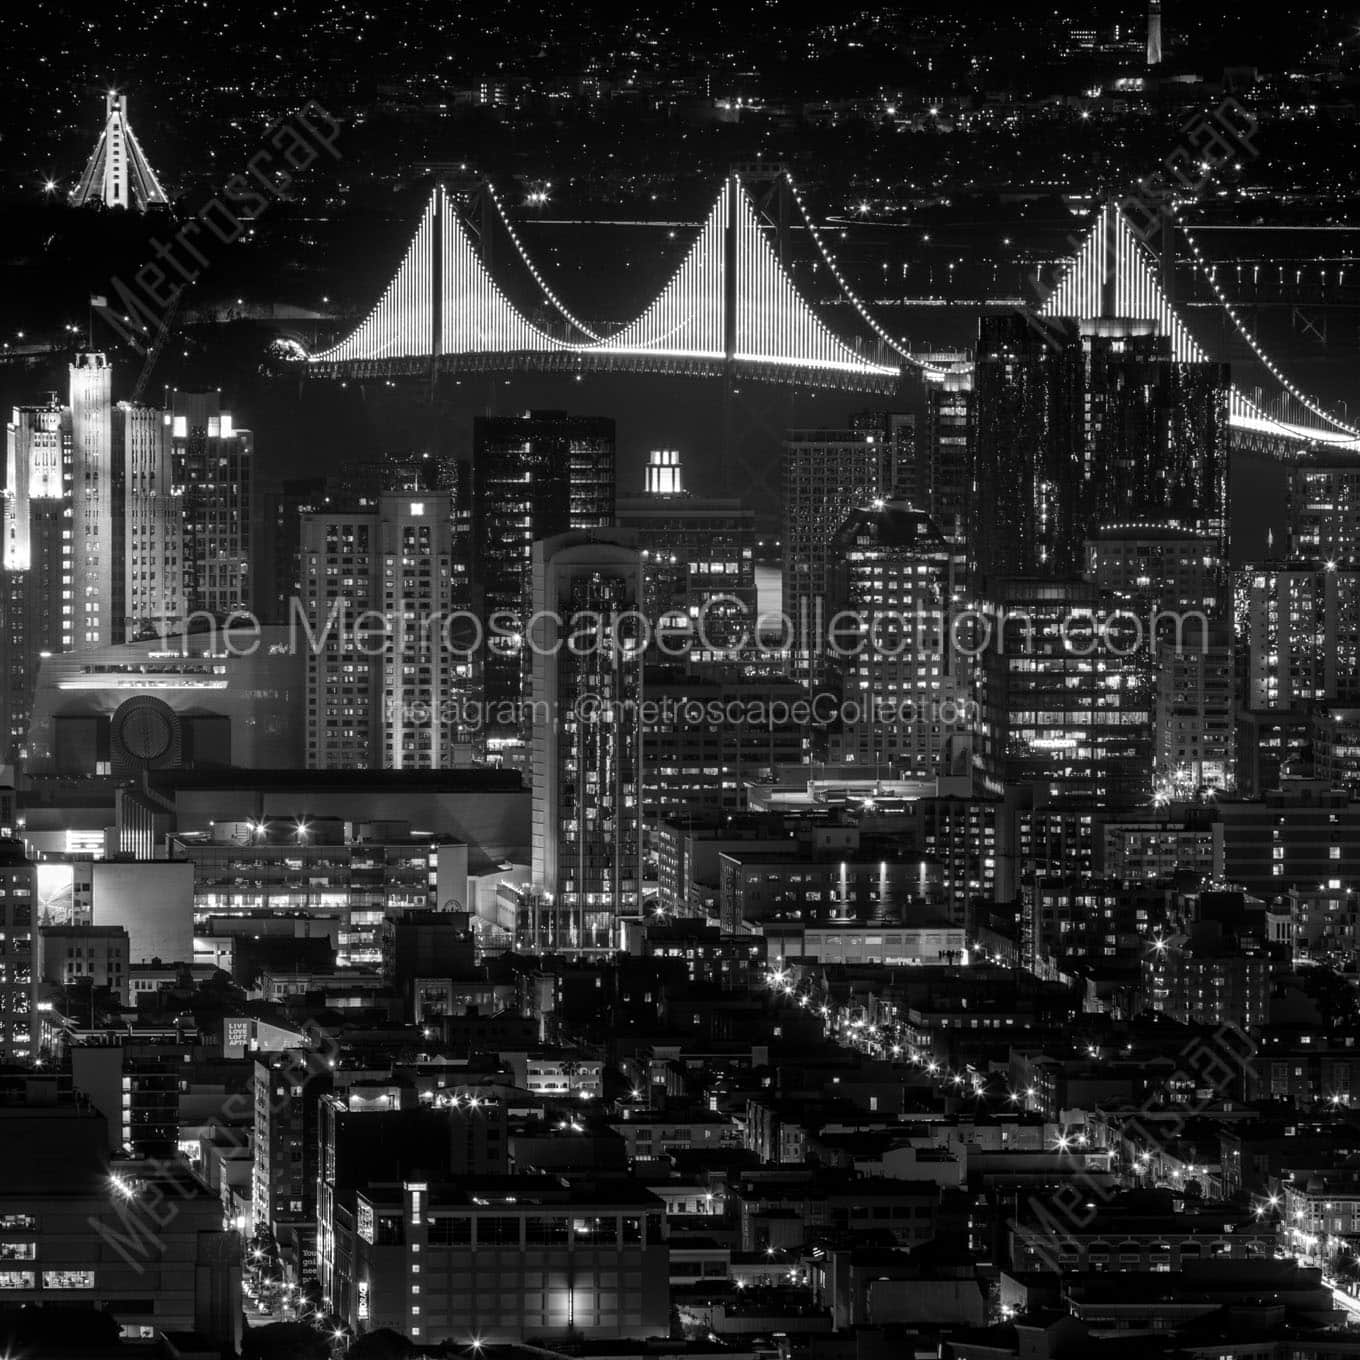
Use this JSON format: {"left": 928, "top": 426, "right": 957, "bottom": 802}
{"left": 129, "top": 285, "right": 184, "bottom": 404}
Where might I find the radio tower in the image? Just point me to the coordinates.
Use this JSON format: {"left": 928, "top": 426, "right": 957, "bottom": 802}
{"left": 1147, "top": 0, "right": 1163, "bottom": 66}
{"left": 71, "top": 90, "right": 169, "bottom": 211}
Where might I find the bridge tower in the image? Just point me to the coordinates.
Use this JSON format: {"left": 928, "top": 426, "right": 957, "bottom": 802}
{"left": 71, "top": 91, "right": 169, "bottom": 211}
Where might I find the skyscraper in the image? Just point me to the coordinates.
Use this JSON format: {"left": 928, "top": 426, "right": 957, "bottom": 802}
{"left": 1147, "top": 0, "right": 1163, "bottom": 66}
{"left": 171, "top": 390, "right": 253, "bottom": 622}
{"left": 829, "top": 500, "right": 969, "bottom": 776}
{"left": 117, "top": 402, "right": 182, "bottom": 641}
{"left": 2, "top": 360, "right": 189, "bottom": 760}
{"left": 782, "top": 417, "right": 900, "bottom": 685}
{"left": 68, "top": 353, "right": 116, "bottom": 649}
{"left": 972, "top": 317, "right": 1228, "bottom": 585}
{"left": 920, "top": 363, "right": 973, "bottom": 547}
{"left": 300, "top": 492, "right": 461, "bottom": 770}
{"left": 528, "top": 531, "right": 643, "bottom": 953}
{"left": 472, "top": 411, "right": 614, "bottom": 749}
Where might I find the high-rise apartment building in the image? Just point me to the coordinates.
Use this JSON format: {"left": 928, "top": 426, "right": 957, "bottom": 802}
{"left": 300, "top": 492, "right": 461, "bottom": 770}
{"left": 1235, "top": 563, "right": 1360, "bottom": 711}
{"left": 1289, "top": 458, "right": 1360, "bottom": 564}
{"left": 170, "top": 389, "right": 253, "bottom": 620}
{"left": 1154, "top": 620, "right": 1235, "bottom": 796}
{"left": 528, "top": 531, "right": 643, "bottom": 952}
{"left": 829, "top": 501, "right": 970, "bottom": 776}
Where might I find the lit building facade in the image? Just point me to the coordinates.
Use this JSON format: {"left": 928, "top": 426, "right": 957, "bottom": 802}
{"left": 471, "top": 410, "right": 615, "bottom": 737}
{"left": 300, "top": 492, "right": 460, "bottom": 769}
{"left": 782, "top": 417, "right": 901, "bottom": 684}
{"left": 976, "top": 578, "right": 1153, "bottom": 808}
{"left": 973, "top": 316, "right": 1228, "bottom": 584}
{"left": 342, "top": 1176, "right": 669, "bottom": 1342}
{"left": 529, "top": 532, "right": 643, "bottom": 952}
{"left": 829, "top": 500, "right": 969, "bottom": 776}
{"left": 0, "top": 840, "right": 35, "bottom": 1062}
{"left": 616, "top": 449, "right": 756, "bottom": 661}
{"left": 170, "top": 389, "right": 253, "bottom": 621}
{"left": 1235, "top": 563, "right": 1360, "bottom": 711}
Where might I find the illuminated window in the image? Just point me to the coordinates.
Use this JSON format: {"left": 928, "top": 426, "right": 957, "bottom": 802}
{"left": 42, "top": 1270, "right": 93, "bottom": 1290}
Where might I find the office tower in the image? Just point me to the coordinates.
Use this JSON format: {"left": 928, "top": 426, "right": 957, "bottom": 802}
{"left": 829, "top": 501, "right": 970, "bottom": 776}
{"left": 1154, "top": 619, "right": 1234, "bottom": 797}
{"left": 472, "top": 411, "right": 615, "bottom": 738}
{"left": 921, "top": 363, "right": 973, "bottom": 546}
{"left": 616, "top": 449, "right": 756, "bottom": 661}
{"left": 1084, "top": 523, "right": 1223, "bottom": 620}
{"left": 972, "top": 316, "right": 1228, "bottom": 584}
{"left": 171, "top": 389, "right": 253, "bottom": 621}
{"left": 976, "top": 578, "right": 1153, "bottom": 808}
{"left": 1147, "top": 0, "right": 1163, "bottom": 66}
{"left": 0, "top": 839, "right": 36, "bottom": 1062}
{"left": 528, "top": 531, "right": 643, "bottom": 952}
{"left": 1235, "top": 563, "right": 1360, "bottom": 711}
{"left": 116, "top": 402, "right": 182, "bottom": 640}
{"left": 0, "top": 360, "right": 187, "bottom": 759}
{"left": 782, "top": 418, "right": 900, "bottom": 684}
{"left": 3, "top": 395, "right": 67, "bottom": 760}
{"left": 1288, "top": 458, "right": 1360, "bottom": 564}
{"left": 300, "top": 492, "right": 460, "bottom": 770}
{"left": 68, "top": 353, "right": 116, "bottom": 649}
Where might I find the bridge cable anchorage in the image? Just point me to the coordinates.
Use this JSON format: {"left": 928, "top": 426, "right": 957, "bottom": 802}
{"left": 782, "top": 172, "right": 946, "bottom": 379}
{"left": 1043, "top": 203, "right": 1360, "bottom": 450}
{"left": 484, "top": 181, "right": 603, "bottom": 342}
{"left": 1173, "top": 208, "right": 1360, "bottom": 440}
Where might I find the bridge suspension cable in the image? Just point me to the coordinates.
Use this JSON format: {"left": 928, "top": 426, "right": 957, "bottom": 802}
{"left": 589, "top": 182, "right": 728, "bottom": 358}
{"left": 783, "top": 173, "right": 947, "bottom": 379}
{"left": 1174, "top": 211, "right": 1360, "bottom": 440}
{"left": 313, "top": 193, "right": 437, "bottom": 363}
{"left": 437, "top": 187, "right": 565, "bottom": 355}
{"left": 483, "top": 181, "right": 603, "bottom": 342}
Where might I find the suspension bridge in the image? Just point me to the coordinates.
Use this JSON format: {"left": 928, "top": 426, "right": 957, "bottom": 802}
{"left": 297, "top": 171, "right": 1360, "bottom": 450}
